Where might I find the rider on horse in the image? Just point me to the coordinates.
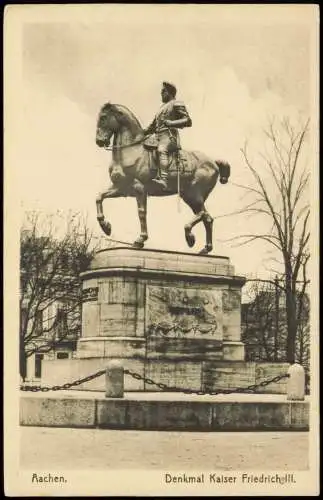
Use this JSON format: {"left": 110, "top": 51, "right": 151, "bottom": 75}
{"left": 143, "top": 81, "right": 192, "bottom": 190}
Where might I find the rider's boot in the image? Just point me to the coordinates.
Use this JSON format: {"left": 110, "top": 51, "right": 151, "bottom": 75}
{"left": 153, "top": 169, "right": 168, "bottom": 190}
{"left": 152, "top": 152, "right": 169, "bottom": 190}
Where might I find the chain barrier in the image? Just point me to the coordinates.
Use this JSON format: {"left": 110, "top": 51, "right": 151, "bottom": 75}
{"left": 20, "top": 368, "right": 106, "bottom": 392}
{"left": 124, "top": 369, "right": 290, "bottom": 395}
{"left": 20, "top": 368, "right": 289, "bottom": 395}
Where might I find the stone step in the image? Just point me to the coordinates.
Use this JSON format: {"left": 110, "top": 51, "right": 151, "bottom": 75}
{"left": 20, "top": 393, "right": 309, "bottom": 431}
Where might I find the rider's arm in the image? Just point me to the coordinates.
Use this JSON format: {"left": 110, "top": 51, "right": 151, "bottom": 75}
{"left": 144, "top": 118, "right": 156, "bottom": 135}
{"left": 166, "top": 101, "right": 192, "bottom": 129}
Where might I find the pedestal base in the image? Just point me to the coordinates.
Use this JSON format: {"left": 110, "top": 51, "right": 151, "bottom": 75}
{"left": 41, "top": 248, "right": 287, "bottom": 394}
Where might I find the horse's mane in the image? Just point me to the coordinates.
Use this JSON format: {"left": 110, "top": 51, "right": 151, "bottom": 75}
{"left": 109, "top": 103, "right": 143, "bottom": 131}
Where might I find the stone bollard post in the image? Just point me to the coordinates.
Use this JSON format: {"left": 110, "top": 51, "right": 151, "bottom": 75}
{"left": 287, "top": 363, "right": 305, "bottom": 401}
{"left": 105, "top": 360, "right": 124, "bottom": 398}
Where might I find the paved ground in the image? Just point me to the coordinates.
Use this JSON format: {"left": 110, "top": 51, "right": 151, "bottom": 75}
{"left": 20, "top": 427, "right": 309, "bottom": 470}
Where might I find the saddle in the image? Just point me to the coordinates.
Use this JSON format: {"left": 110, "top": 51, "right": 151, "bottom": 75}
{"left": 143, "top": 134, "right": 160, "bottom": 151}
{"left": 143, "top": 135, "right": 190, "bottom": 176}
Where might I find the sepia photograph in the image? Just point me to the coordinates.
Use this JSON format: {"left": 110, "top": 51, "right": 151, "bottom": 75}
{"left": 4, "top": 4, "right": 319, "bottom": 496}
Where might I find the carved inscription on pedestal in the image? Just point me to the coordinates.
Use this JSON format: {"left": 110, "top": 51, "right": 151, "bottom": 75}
{"left": 146, "top": 286, "right": 223, "bottom": 340}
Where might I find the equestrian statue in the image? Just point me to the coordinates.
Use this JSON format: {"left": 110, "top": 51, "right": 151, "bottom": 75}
{"left": 95, "top": 81, "right": 231, "bottom": 255}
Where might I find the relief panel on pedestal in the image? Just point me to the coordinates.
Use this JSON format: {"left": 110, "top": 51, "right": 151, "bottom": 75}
{"left": 146, "top": 286, "right": 223, "bottom": 362}
{"left": 146, "top": 286, "right": 223, "bottom": 340}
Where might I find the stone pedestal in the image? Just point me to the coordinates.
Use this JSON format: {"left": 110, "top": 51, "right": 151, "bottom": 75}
{"left": 76, "top": 247, "right": 247, "bottom": 391}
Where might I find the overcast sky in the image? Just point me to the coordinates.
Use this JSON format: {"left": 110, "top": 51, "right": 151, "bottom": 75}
{"left": 13, "top": 4, "right": 316, "bottom": 279}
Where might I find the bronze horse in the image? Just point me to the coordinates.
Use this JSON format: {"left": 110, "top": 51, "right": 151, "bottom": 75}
{"left": 95, "top": 103, "right": 231, "bottom": 254}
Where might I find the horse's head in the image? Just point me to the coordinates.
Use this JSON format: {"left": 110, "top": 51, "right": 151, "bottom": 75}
{"left": 96, "top": 102, "right": 120, "bottom": 148}
{"left": 96, "top": 102, "right": 143, "bottom": 149}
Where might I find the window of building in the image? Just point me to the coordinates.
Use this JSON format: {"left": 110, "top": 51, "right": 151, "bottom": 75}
{"left": 56, "top": 352, "right": 69, "bottom": 360}
{"left": 34, "top": 354, "right": 44, "bottom": 378}
{"left": 56, "top": 308, "right": 68, "bottom": 337}
{"left": 34, "top": 310, "right": 43, "bottom": 335}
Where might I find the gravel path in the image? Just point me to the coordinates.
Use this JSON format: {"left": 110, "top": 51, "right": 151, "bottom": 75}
{"left": 20, "top": 427, "right": 309, "bottom": 470}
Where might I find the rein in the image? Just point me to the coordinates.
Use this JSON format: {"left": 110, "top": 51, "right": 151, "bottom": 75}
{"left": 104, "top": 136, "right": 145, "bottom": 151}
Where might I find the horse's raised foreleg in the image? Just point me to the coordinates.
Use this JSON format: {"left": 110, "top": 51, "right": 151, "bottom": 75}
{"left": 133, "top": 180, "right": 148, "bottom": 249}
{"left": 96, "top": 186, "right": 123, "bottom": 236}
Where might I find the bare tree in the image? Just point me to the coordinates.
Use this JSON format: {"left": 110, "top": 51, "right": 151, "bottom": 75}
{"left": 236, "top": 116, "right": 310, "bottom": 363}
{"left": 19, "top": 211, "right": 98, "bottom": 380}
{"left": 242, "top": 277, "right": 310, "bottom": 370}
{"left": 242, "top": 280, "right": 285, "bottom": 362}
{"left": 294, "top": 288, "right": 310, "bottom": 370}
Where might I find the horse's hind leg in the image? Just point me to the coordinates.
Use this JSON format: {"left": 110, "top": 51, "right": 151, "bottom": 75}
{"left": 182, "top": 194, "right": 214, "bottom": 255}
{"left": 200, "top": 211, "right": 214, "bottom": 255}
{"left": 182, "top": 194, "right": 205, "bottom": 249}
{"left": 184, "top": 209, "right": 204, "bottom": 248}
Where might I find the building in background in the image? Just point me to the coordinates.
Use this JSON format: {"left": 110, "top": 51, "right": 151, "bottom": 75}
{"left": 19, "top": 223, "right": 96, "bottom": 383}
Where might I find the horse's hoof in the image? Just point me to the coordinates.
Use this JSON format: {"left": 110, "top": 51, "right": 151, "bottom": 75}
{"left": 199, "top": 245, "right": 212, "bottom": 255}
{"left": 98, "top": 218, "right": 111, "bottom": 236}
{"left": 185, "top": 230, "right": 195, "bottom": 248}
{"left": 132, "top": 239, "right": 145, "bottom": 249}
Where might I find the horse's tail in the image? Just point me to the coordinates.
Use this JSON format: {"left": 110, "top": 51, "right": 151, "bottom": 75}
{"left": 216, "top": 160, "right": 231, "bottom": 184}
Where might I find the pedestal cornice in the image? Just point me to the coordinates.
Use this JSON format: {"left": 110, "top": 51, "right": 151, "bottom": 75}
{"left": 80, "top": 247, "right": 246, "bottom": 286}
